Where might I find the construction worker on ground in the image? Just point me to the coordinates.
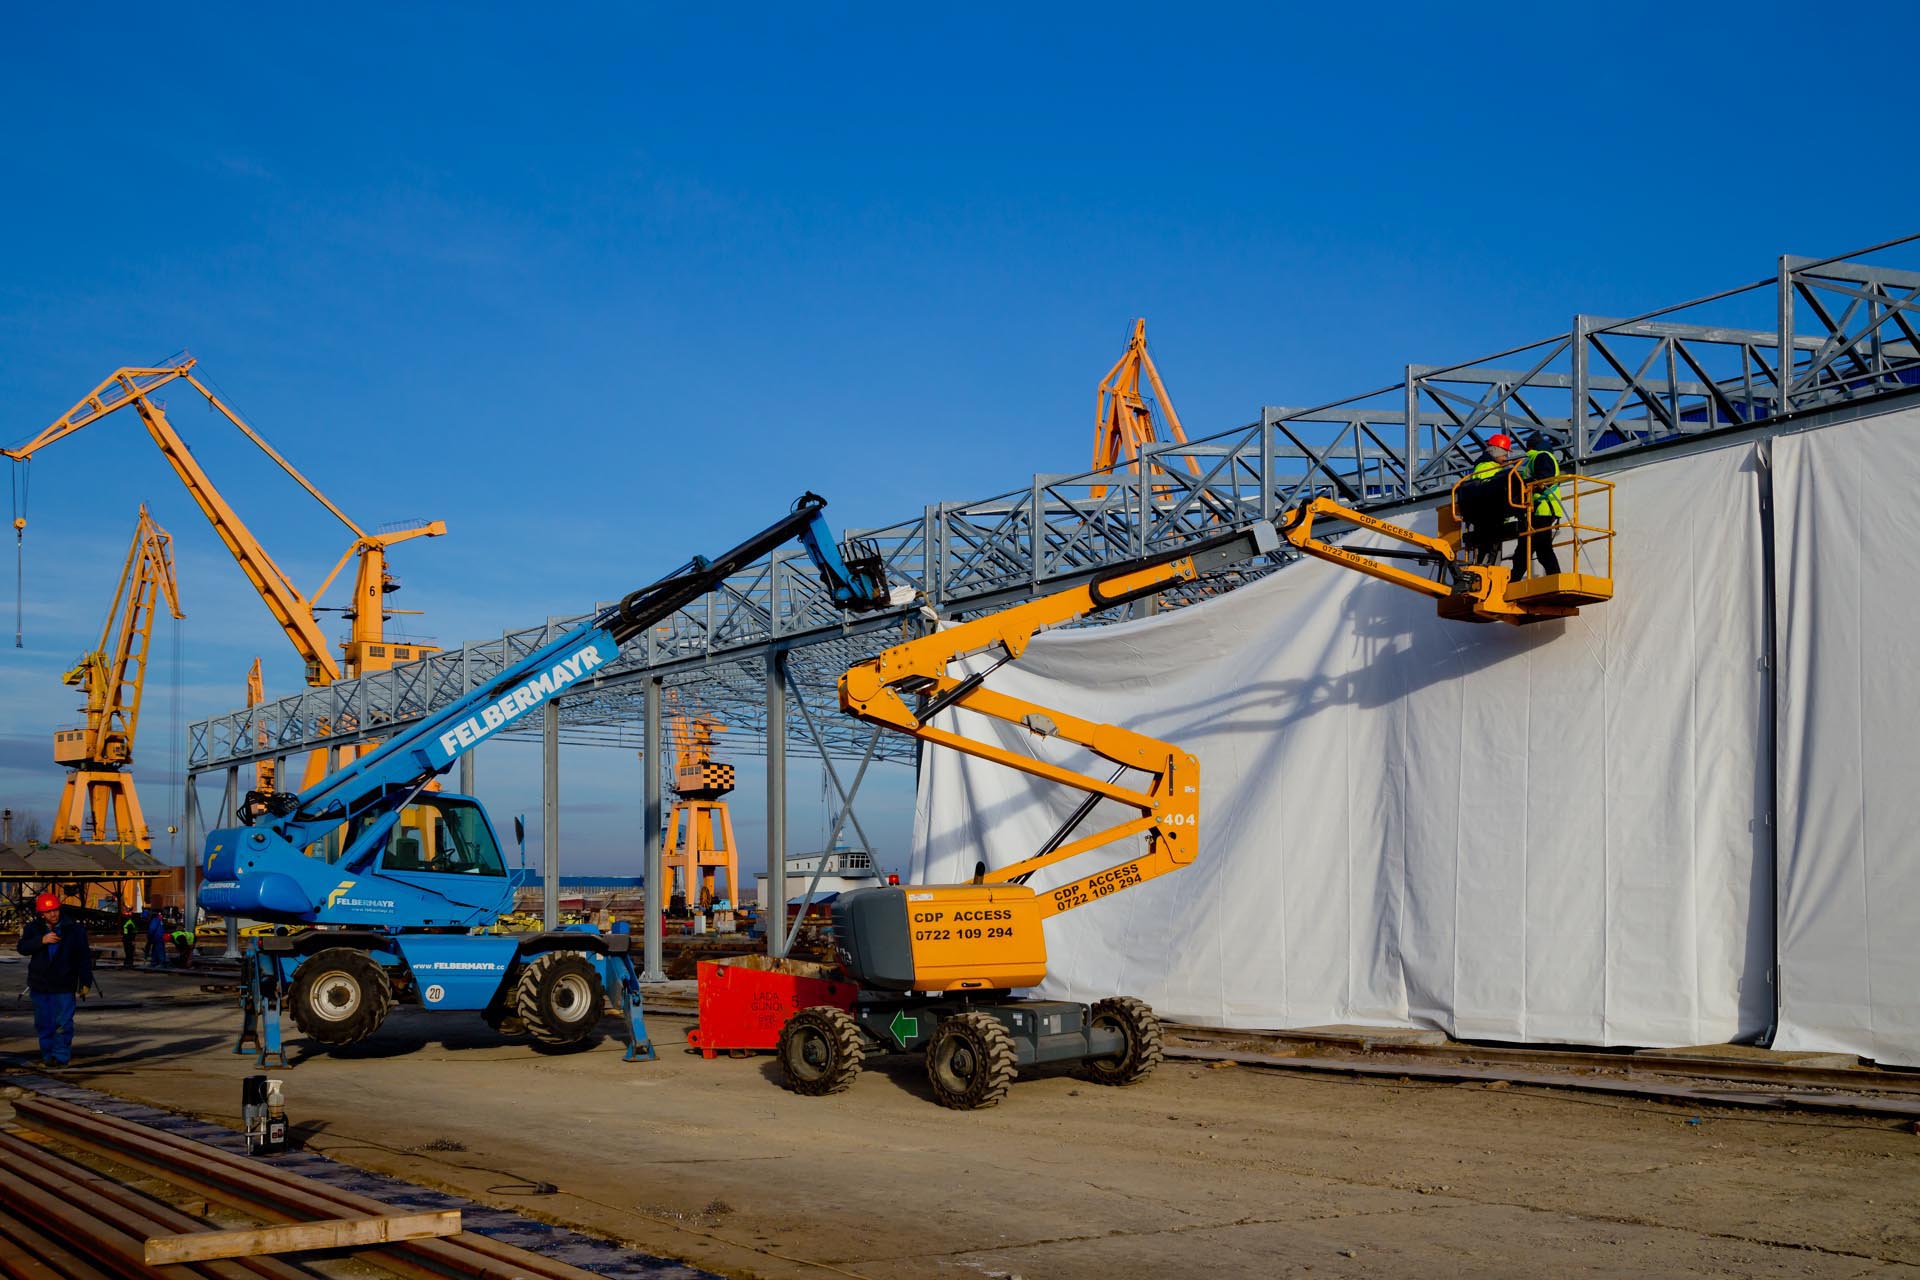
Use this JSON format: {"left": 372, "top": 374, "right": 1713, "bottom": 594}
{"left": 144, "top": 908, "right": 170, "bottom": 969}
{"left": 1511, "top": 431, "right": 1565, "bottom": 578}
{"left": 1462, "top": 433, "right": 1519, "bottom": 565}
{"left": 17, "top": 892, "right": 92, "bottom": 1069}
{"left": 120, "top": 911, "right": 138, "bottom": 966}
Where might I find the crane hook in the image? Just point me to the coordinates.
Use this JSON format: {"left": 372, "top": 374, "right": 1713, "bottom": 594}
{"left": 10, "top": 459, "right": 27, "bottom": 648}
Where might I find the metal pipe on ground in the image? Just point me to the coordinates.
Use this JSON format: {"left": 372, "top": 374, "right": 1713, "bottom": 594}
{"left": 0, "top": 1162, "right": 189, "bottom": 1280}
{"left": 0, "top": 1208, "right": 120, "bottom": 1280}
{"left": 0, "top": 1130, "right": 312, "bottom": 1280}
{"left": 13, "top": 1096, "right": 604, "bottom": 1280}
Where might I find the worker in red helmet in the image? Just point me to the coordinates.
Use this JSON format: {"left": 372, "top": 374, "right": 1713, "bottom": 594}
{"left": 1461, "top": 433, "right": 1521, "bottom": 565}
{"left": 16, "top": 891, "right": 92, "bottom": 1069}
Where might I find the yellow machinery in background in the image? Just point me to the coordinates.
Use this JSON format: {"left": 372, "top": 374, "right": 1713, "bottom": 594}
{"left": 776, "top": 521, "right": 1278, "bottom": 1109}
{"left": 1278, "top": 468, "right": 1616, "bottom": 624}
{"left": 660, "top": 703, "right": 741, "bottom": 912}
{"left": 1091, "top": 319, "right": 1203, "bottom": 499}
{"left": 3, "top": 358, "right": 447, "bottom": 788}
{"left": 245, "top": 657, "right": 276, "bottom": 794}
{"left": 51, "top": 505, "right": 182, "bottom": 851}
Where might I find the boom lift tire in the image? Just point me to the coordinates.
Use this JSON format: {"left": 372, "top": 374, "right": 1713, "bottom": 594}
{"left": 778, "top": 1005, "right": 866, "bottom": 1096}
{"left": 925, "top": 1011, "right": 1018, "bottom": 1111}
{"left": 514, "top": 952, "right": 605, "bottom": 1046}
{"left": 1073, "top": 995, "right": 1164, "bottom": 1086}
{"left": 287, "top": 948, "right": 394, "bottom": 1045}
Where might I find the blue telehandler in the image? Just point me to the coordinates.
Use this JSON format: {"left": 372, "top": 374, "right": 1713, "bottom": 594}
{"left": 199, "top": 494, "right": 895, "bottom": 1065}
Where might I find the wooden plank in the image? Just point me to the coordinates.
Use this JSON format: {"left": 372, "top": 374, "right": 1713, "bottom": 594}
{"left": 144, "top": 1210, "right": 461, "bottom": 1265}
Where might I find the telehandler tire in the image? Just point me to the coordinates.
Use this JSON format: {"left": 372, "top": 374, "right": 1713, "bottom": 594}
{"left": 926, "top": 1011, "right": 1017, "bottom": 1110}
{"left": 514, "top": 952, "right": 605, "bottom": 1045}
{"left": 1074, "top": 995, "right": 1163, "bottom": 1086}
{"left": 481, "top": 1000, "right": 528, "bottom": 1038}
{"left": 288, "top": 948, "right": 394, "bottom": 1046}
{"left": 778, "top": 1006, "right": 865, "bottom": 1095}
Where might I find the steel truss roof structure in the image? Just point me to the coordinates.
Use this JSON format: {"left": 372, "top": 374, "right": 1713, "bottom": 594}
{"left": 188, "top": 235, "right": 1920, "bottom": 777}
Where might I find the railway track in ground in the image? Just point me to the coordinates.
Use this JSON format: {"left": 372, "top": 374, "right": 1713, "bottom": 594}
{"left": 1155, "top": 1026, "right": 1920, "bottom": 1119}
{"left": 644, "top": 982, "right": 1920, "bottom": 1116}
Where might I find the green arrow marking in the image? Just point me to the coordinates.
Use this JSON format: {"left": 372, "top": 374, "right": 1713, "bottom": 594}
{"left": 889, "top": 1010, "right": 921, "bottom": 1045}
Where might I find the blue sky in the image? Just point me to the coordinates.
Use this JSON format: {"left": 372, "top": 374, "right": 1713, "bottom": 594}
{"left": 1, "top": 2, "right": 1913, "bottom": 874}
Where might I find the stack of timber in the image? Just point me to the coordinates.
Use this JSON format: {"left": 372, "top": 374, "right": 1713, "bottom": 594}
{"left": 0, "top": 1093, "right": 606, "bottom": 1279}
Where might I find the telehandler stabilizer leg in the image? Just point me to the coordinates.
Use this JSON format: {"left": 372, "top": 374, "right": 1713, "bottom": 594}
{"left": 236, "top": 948, "right": 289, "bottom": 1069}
{"left": 614, "top": 954, "right": 656, "bottom": 1062}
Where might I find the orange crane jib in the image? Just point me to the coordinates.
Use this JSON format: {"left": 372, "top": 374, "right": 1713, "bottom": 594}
{"left": 3, "top": 358, "right": 446, "bottom": 688}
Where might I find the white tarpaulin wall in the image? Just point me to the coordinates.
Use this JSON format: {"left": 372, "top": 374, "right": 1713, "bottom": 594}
{"left": 1771, "top": 404, "right": 1920, "bottom": 1066}
{"left": 914, "top": 443, "right": 1777, "bottom": 1047}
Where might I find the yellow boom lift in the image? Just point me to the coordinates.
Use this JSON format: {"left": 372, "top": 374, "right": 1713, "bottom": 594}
{"left": 51, "top": 505, "right": 182, "bottom": 852}
{"left": 777, "top": 521, "right": 1278, "bottom": 1109}
{"left": 4, "top": 359, "right": 446, "bottom": 781}
{"left": 778, "top": 470, "right": 1617, "bottom": 1106}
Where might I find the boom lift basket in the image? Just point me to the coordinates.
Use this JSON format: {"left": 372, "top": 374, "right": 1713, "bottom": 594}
{"left": 1504, "top": 473, "right": 1615, "bottom": 610}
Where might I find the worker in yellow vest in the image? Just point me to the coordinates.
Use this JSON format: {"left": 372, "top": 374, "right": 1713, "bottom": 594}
{"left": 1511, "top": 432, "right": 1565, "bottom": 578}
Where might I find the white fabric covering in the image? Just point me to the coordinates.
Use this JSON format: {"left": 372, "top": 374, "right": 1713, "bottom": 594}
{"left": 1771, "top": 405, "right": 1920, "bottom": 1066}
{"left": 913, "top": 443, "right": 1776, "bottom": 1047}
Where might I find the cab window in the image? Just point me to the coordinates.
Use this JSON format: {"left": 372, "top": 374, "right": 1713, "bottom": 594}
{"left": 377, "top": 798, "right": 506, "bottom": 876}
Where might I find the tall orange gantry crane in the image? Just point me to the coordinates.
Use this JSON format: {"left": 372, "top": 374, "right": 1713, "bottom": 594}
{"left": 51, "top": 505, "right": 182, "bottom": 851}
{"left": 4, "top": 358, "right": 446, "bottom": 782}
{"left": 1092, "top": 319, "right": 1203, "bottom": 499}
{"left": 659, "top": 705, "right": 741, "bottom": 911}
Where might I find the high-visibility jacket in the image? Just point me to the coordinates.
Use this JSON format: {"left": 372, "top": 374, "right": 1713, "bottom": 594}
{"left": 1524, "top": 449, "right": 1565, "bottom": 519}
{"left": 1470, "top": 460, "right": 1502, "bottom": 481}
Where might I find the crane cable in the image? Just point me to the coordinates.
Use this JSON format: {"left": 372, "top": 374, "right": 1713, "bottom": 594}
{"left": 168, "top": 612, "right": 184, "bottom": 860}
{"left": 10, "top": 460, "right": 27, "bottom": 648}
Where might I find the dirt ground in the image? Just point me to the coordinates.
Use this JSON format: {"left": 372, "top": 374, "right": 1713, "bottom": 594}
{"left": 3, "top": 964, "right": 1917, "bottom": 1279}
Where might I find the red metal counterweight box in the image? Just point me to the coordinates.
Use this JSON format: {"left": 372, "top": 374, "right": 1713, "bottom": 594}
{"left": 687, "top": 955, "right": 858, "bottom": 1058}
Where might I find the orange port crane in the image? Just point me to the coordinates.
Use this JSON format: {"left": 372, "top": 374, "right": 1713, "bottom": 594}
{"left": 1091, "top": 319, "right": 1203, "bottom": 499}
{"left": 2, "top": 358, "right": 446, "bottom": 688}
{"left": 245, "top": 657, "right": 276, "bottom": 794}
{"left": 660, "top": 704, "right": 741, "bottom": 911}
{"left": 51, "top": 504, "right": 182, "bottom": 851}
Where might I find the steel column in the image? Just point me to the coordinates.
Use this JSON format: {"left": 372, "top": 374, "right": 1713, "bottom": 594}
{"left": 1571, "top": 315, "right": 1591, "bottom": 462}
{"left": 459, "top": 749, "right": 474, "bottom": 797}
{"left": 181, "top": 773, "right": 200, "bottom": 920}
{"left": 1778, "top": 255, "right": 1796, "bottom": 411}
{"left": 765, "top": 649, "right": 787, "bottom": 957}
{"left": 542, "top": 700, "right": 559, "bottom": 931}
{"left": 641, "top": 677, "right": 665, "bottom": 981}
{"left": 1403, "top": 365, "right": 1420, "bottom": 487}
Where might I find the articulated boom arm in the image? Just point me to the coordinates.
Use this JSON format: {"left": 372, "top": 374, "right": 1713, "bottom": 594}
{"left": 1279, "top": 497, "right": 1473, "bottom": 603}
{"left": 242, "top": 493, "right": 894, "bottom": 872}
{"left": 1277, "top": 478, "right": 1614, "bottom": 625}
{"left": 841, "top": 521, "right": 1277, "bottom": 919}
